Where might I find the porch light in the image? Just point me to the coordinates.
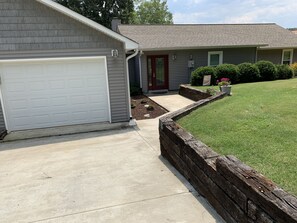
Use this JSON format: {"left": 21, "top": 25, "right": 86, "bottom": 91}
{"left": 172, "top": 54, "right": 177, "bottom": 60}
{"left": 111, "top": 49, "right": 119, "bottom": 58}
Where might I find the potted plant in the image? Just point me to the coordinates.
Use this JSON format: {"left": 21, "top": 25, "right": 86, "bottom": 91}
{"left": 217, "top": 78, "right": 232, "bottom": 95}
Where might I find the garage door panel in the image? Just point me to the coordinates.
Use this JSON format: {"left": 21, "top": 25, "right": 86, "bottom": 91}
{"left": 49, "top": 80, "right": 66, "bottom": 89}
{"left": 10, "top": 99, "right": 28, "bottom": 110}
{"left": 51, "top": 97, "right": 67, "bottom": 106}
{"left": 1, "top": 57, "right": 110, "bottom": 131}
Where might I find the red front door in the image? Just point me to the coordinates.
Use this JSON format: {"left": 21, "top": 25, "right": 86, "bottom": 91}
{"left": 147, "top": 55, "right": 169, "bottom": 90}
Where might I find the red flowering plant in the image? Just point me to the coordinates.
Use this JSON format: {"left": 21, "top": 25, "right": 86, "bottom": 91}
{"left": 217, "top": 78, "right": 231, "bottom": 87}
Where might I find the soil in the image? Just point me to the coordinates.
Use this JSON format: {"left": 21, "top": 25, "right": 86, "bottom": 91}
{"left": 131, "top": 95, "right": 168, "bottom": 120}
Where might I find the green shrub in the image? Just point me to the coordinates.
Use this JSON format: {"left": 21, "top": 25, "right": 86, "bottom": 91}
{"left": 255, "top": 60, "right": 277, "bottom": 81}
{"left": 191, "top": 66, "right": 217, "bottom": 86}
{"left": 215, "top": 64, "right": 239, "bottom": 84}
{"left": 238, "top": 63, "right": 261, "bottom": 83}
{"left": 276, "top": 64, "right": 294, "bottom": 79}
{"left": 290, "top": 63, "right": 297, "bottom": 77}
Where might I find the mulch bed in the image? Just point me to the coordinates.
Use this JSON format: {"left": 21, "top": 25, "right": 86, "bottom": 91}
{"left": 131, "top": 95, "right": 168, "bottom": 120}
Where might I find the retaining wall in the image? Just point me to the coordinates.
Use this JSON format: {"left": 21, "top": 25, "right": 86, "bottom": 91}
{"left": 179, "top": 84, "right": 211, "bottom": 101}
{"left": 159, "top": 93, "right": 297, "bottom": 223}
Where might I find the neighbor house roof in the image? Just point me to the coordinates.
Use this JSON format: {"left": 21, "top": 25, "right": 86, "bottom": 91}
{"left": 288, "top": 28, "right": 297, "bottom": 35}
{"left": 118, "top": 23, "right": 297, "bottom": 51}
{"left": 35, "top": 0, "right": 138, "bottom": 51}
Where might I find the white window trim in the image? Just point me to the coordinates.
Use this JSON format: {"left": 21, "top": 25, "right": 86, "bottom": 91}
{"left": 281, "top": 49, "right": 293, "bottom": 65}
{"left": 208, "top": 51, "right": 223, "bottom": 66}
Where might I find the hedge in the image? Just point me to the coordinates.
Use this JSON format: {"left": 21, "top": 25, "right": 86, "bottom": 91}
{"left": 190, "top": 60, "right": 295, "bottom": 86}
{"left": 255, "top": 60, "right": 277, "bottom": 81}
{"left": 276, "top": 64, "right": 294, "bottom": 79}
{"left": 238, "top": 63, "right": 261, "bottom": 83}
{"left": 191, "top": 66, "right": 217, "bottom": 86}
{"left": 215, "top": 64, "right": 239, "bottom": 84}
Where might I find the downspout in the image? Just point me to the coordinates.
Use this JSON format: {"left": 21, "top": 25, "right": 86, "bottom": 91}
{"left": 126, "top": 49, "right": 139, "bottom": 123}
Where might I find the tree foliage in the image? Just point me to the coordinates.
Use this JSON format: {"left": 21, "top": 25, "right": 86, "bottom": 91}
{"left": 54, "top": 0, "right": 135, "bottom": 28}
{"left": 133, "top": 0, "right": 173, "bottom": 24}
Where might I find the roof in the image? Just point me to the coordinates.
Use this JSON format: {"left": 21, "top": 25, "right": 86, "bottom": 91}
{"left": 35, "top": 0, "right": 138, "bottom": 51}
{"left": 118, "top": 23, "right": 297, "bottom": 51}
{"left": 288, "top": 28, "right": 297, "bottom": 35}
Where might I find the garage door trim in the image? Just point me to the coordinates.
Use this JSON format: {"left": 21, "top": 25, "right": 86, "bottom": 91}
{"left": 0, "top": 56, "right": 111, "bottom": 132}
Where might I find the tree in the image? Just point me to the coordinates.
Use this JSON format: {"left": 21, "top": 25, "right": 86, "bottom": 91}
{"left": 133, "top": 0, "right": 173, "bottom": 24}
{"left": 54, "top": 0, "right": 135, "bottom": 28}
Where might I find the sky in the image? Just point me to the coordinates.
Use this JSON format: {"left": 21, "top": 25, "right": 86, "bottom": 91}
{"left": 167, "top": 0, "right": 297, "bottom": 28}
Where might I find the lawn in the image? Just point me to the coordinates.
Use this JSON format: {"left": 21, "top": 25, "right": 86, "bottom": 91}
{"left": 177, "top": 79, "right": 297, "bottom": 195}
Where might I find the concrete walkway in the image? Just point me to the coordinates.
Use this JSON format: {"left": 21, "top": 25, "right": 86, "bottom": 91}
{"left": 148, "top": 91, "right": 194, "bottom": 112}
{"left": 0, "top": 94, "right": 224, "bottom": 223}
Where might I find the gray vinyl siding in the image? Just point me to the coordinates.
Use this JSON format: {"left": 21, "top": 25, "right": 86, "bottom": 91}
{"left": 257, "top": 49, "right": 297, "bottom": 64}
{"left": 257, "top": 49, "right": 283, "bottom": 64}
{"left": 0, "top": 0, "right": 130, "bottom": 124}
{"left": 141, "top": 47, "right": 256, "bottom": 92}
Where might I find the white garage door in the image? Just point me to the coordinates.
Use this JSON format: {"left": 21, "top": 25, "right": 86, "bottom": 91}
{"left": 0, "top": 57, "right": 111, "bottom": 132}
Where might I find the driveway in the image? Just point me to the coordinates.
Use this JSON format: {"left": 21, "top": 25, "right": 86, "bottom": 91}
{"left": 0, "top": 94, "right": 224, "bottom": 223}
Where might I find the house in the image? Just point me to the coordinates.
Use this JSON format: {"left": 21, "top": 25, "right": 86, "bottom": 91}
{"left": 289, "top": 28, "right": 297, "bottom": 35}
{"left": 0, "top": 0, "right": 138, "bottom": 133}
{"left": 118, "top": 23, "right": 297, "bottom": 93}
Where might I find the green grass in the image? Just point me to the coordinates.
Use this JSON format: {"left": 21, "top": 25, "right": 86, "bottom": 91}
{"left": 178, "top": 79, "right": 297, "bottom": 195}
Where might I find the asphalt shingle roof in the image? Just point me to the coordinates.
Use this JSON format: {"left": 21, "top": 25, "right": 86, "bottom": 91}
{"left": 118, "top": 23, "right": 297, "bottom": 50}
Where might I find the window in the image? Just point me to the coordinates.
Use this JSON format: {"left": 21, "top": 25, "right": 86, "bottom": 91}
{"left": 208, "top": 51, "right": 223, "bottom": 66}
{"left": 282, "top": 49, "right": 293, "bottom": 65}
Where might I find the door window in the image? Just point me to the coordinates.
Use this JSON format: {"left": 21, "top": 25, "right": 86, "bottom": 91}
{"left": 156, "top": 58, "right": 165, "bottom": 87}
{"left": 147, "top": 56, "right": 168, "bottom": 90}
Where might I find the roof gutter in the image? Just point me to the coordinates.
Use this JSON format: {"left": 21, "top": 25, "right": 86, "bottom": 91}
{"left": 126, "top": 49, "right": 139, "bottom": 124}
{"left": 139, "top": 44, "right": 269, "bottom": 51}
{"left": 258, "top": 46, "right": 297, "bottom": 50}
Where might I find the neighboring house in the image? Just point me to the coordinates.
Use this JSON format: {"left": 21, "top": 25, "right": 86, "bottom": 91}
{"left": 0, "top": 0, "right": 138, "bottom": 133}
{"left": 118, "top": 23, "right": 297, "bottom": 93}
{"left": 288, "top": 28, "right": 297, "bottom": 35}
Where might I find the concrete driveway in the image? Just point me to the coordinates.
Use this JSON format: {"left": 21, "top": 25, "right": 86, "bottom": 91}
{"left": 0, "top": 94, "right": 224, "bottom": 223}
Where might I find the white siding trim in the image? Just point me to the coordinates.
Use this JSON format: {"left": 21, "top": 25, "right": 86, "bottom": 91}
{"left": 0, "top": 66, "right": 9, "bottom": 131}
{"left": 281, "top": 49, "right": 293, "bottom": 65}
{"left": 103, "top": 57, "right": 112, "bottom": 123}
{"left": 208, "top": 51, "right": 223, "bottom": 66}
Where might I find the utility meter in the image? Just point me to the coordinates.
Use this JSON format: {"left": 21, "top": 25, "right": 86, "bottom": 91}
{"left": 188, "top": 60, "right": 195, "bottom": 68}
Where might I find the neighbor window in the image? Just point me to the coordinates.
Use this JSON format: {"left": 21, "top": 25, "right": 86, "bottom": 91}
{"left": 208, "top": 51, "right": 223, "bottom": 66}
{"left": 282, "top": 49, "right": 293, "bottom": 65}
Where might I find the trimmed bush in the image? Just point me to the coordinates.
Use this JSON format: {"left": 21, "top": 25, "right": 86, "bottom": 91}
{"left": 215, "top": 64, "right": 239, "bottom": 83}
{"left": 290, "top": 63, "right": 297, "bottom": 78}
{"left": 191, "top": 66, "right": 217, "bottom": 86}
{"left": 255, "top": 60, "right": 277, "bottom": 81}
{"left": 238, "top": 63, "right": 261, "bottom": 83}
{"left": 276, "top": 64, "right": 294, "bottom": 79}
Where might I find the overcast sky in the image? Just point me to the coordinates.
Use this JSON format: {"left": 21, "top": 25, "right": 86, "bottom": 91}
{"left": 167, "top": 0, "right": 297, "bottom": 28}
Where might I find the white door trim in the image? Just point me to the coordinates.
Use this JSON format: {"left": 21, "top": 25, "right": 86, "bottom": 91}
{"left": 0, "top": 56, "right": 111, "bottom": 132}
